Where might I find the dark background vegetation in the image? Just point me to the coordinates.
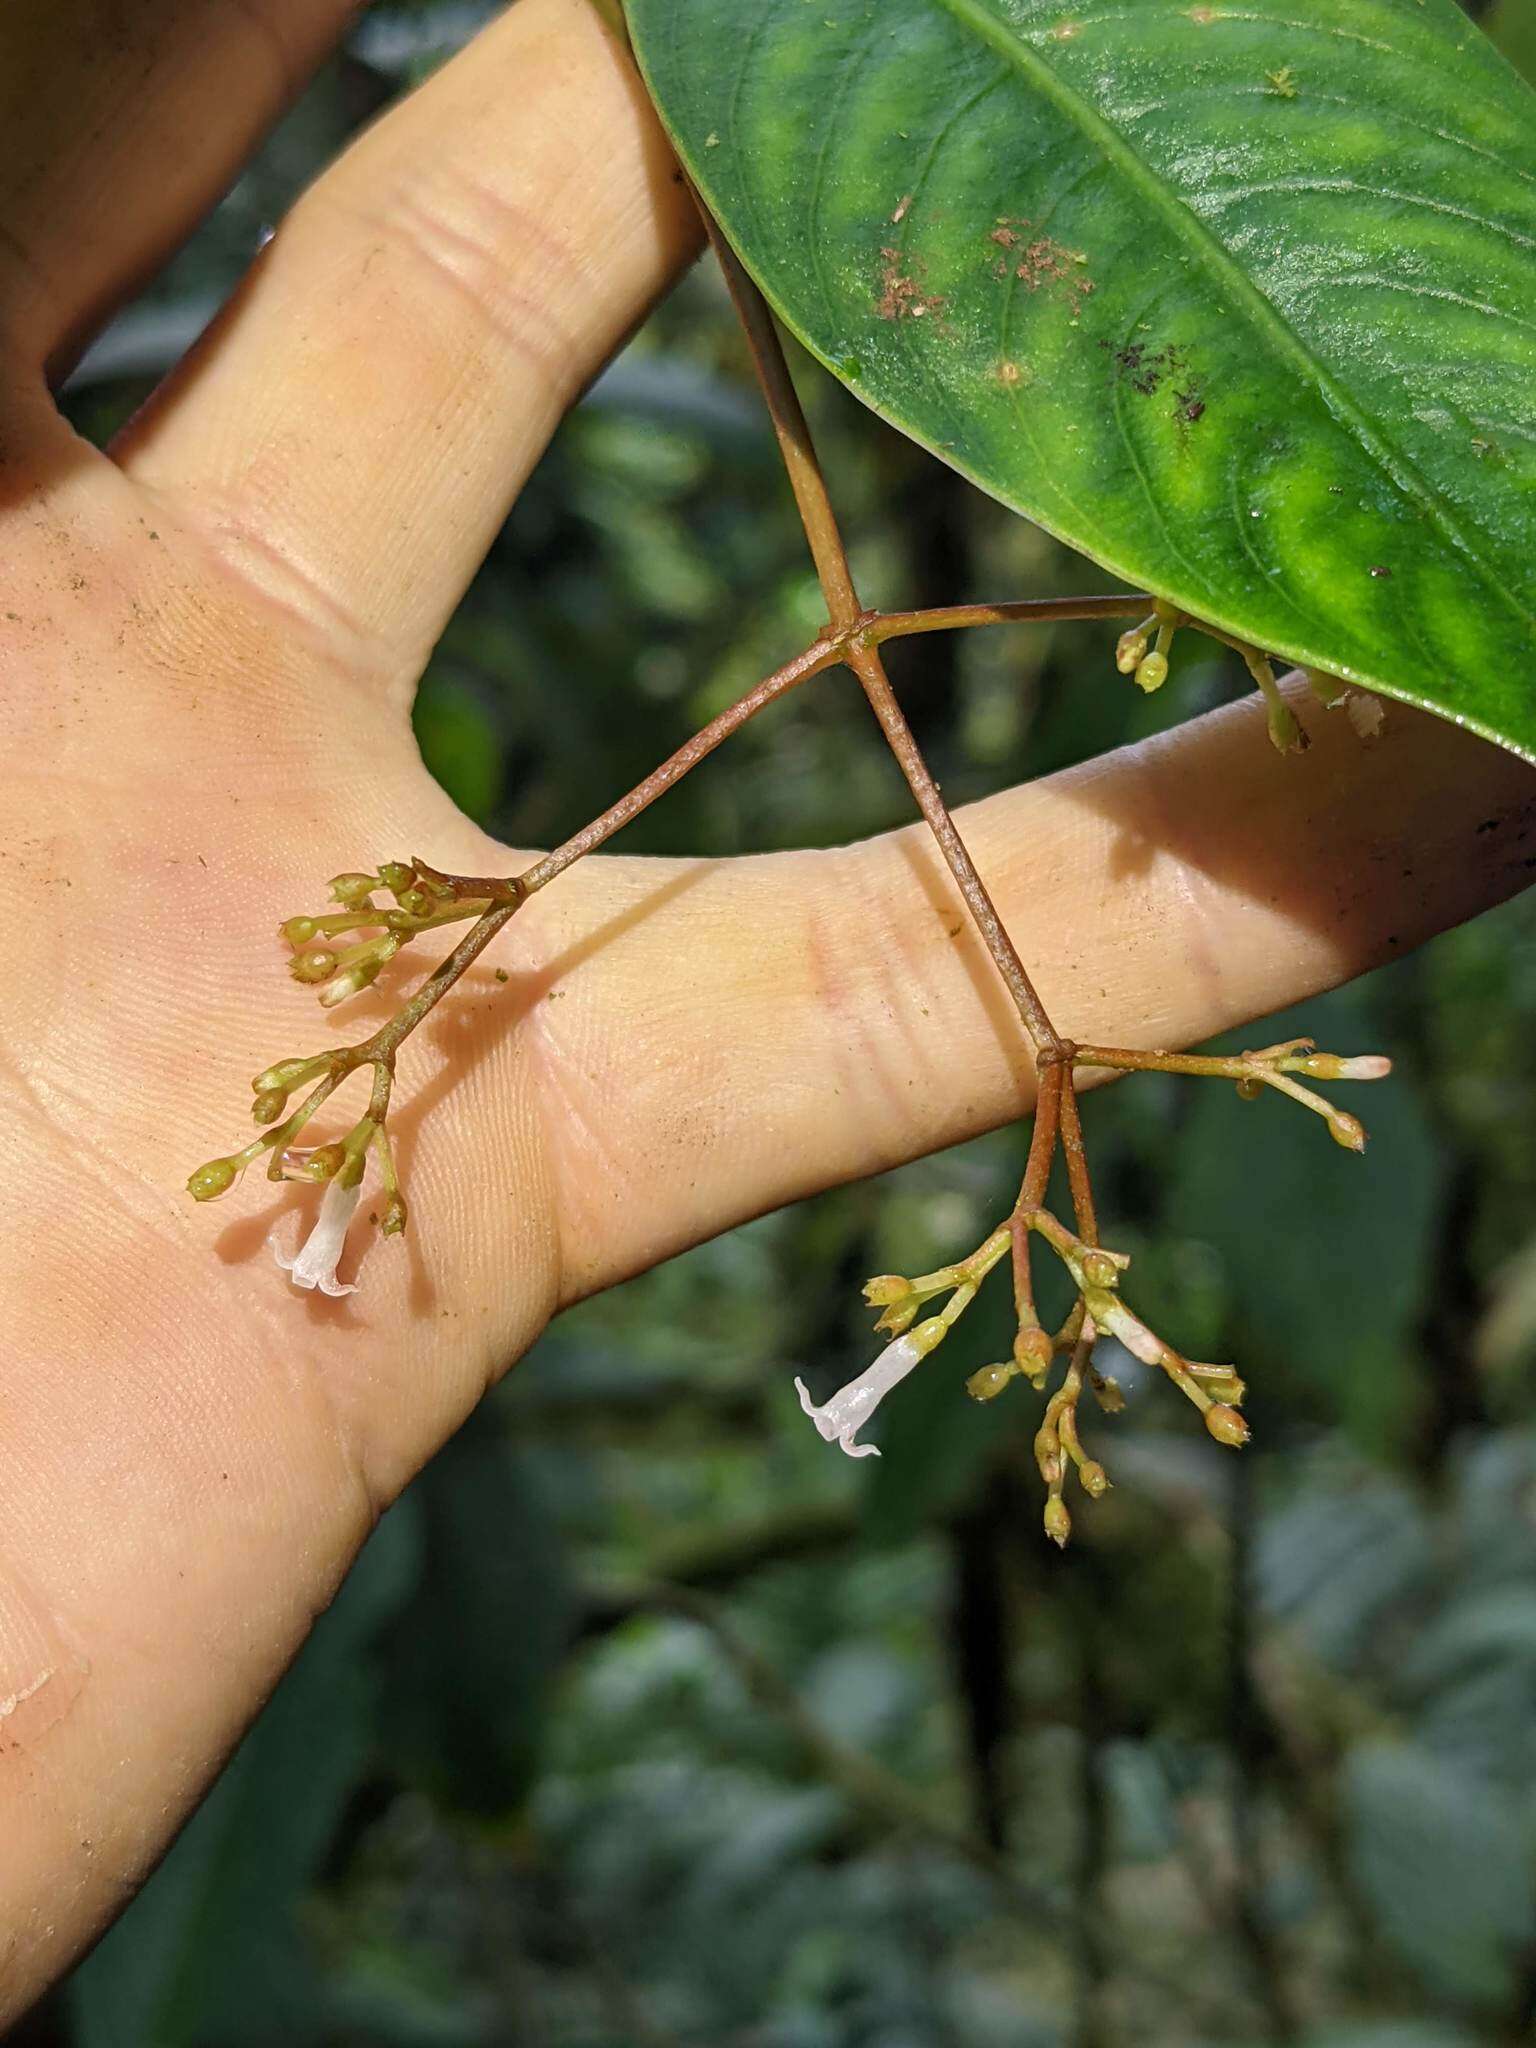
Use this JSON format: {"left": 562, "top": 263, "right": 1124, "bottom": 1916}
{"left": 23, "top": 3, "right": 1536, "bottom": 2041}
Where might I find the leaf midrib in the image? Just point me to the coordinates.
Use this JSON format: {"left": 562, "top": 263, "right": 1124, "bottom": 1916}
{"left": 930, "top": 0, "right": 1536, "bottom": 633}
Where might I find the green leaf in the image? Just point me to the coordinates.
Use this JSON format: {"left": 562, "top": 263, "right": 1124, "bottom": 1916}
{"left": 627, "top": 0, "right": 1536, "bottom": 755}
{"left": 412, "top": 669, "right": 505, "bottom": 823}
{"left": 380, "top": 1418, "right": 576, "bottom": 1815}
{"left": 1345, "top": 1739, "right": 1536, "bottom": 2009}
{"left": 1165, "top": 984, "right": 1440, "bottom": 1452}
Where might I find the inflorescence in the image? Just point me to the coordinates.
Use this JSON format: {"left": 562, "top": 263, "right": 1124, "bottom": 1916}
{"left": 188, "top": 858, "right": 520, "bottom": 1295}
{"left": 186, "top": 208, "right": 1395, "bottom": 1542}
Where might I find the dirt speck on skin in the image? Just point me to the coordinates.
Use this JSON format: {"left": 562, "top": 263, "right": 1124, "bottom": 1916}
{"left": 876, "top": 246, "right": 946, "bottom": 322}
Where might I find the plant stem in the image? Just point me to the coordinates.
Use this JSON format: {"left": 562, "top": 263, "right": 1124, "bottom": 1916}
{"left": 1012, "top": 1062, "right": 1063, "bottom": 1324}
{"left": 875, "top": 594, "right": 1148, "bottom": 643}
{"left": 516, "top": 635, "right": 839, "bottom": 895}
{"left": 705, "top": 214, "right": 1067, "bottom": 1058}
{"left": 1057, "top": 1068, "right": 1099, "bottom": 1247}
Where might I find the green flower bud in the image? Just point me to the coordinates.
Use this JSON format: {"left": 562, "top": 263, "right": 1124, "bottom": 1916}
{"left": 328, "top": 872, "right": 378, "bottom": 908}
{"left": 188, "top": 1156, "right": 238, "bottom": 1201}
{"left": 252, "top": 1088, "right": 288, "bottom": 1125}
{"left": 863, "top": 1274, "right": 912, "bottom": 1307}
{"left": 966, "top": 1363, "right": 1016, "bottom": 1403}
{"left": 1080, "top": 1248, "right": 1120, "bottom": 1290}
{"left": 290, "top": 947, "right": 338, "bottom": 985}
{"left": 1115, "top": 626, "right": 1149, "bottom": 674}
{"left": 254, "top": 1056, "right": 325, "bottom": 1094}
{"left": 378, "top": 861, "right": 417, "bottom": 895}
{"left": 1079, "top": 1460, "right": 1111, "bottom": 1499}
{"left": 1134, "top": 650, "right": 1169, "bottom": 693}
{"left": 1034, "top": 1425, "right": 1062, "bottom": 1488}
{"left": 1329, "top": 1111, "right": 1367, "bottom": 1153}
{"left": 1043, "top": 1495, "right": 1072, "bottom": 1548}
{"left": 302, "top": 1142, "right": 347, "bottom": 1183}
{"left": 280, "top": 916, "right": 318, "bottom": 948}
{"left": 874, "top": 1301, "right": 919, "bottom": 1337}
{"left": 1204, "top": 1403, "right": 1250, "bottom": 1448}
{"left": 395, "top": 887, "right": 433, "bottom": 919}
{"left": 1013, "top": 1325, "right": 1054, "bottom": 1382}
{"left": 910, "top": 1315, "right": 950, "bottom": 1357}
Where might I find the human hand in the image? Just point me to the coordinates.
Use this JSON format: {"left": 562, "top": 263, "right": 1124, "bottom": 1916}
{"left": 2, "top": 0, "right": 1533, "bottom": 2016}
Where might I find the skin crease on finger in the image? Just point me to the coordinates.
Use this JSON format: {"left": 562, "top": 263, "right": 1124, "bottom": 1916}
{"left": 3, "top": 3, "right": 1536, "bottom": 2028}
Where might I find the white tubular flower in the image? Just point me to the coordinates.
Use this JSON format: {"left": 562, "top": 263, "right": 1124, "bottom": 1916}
{"left": 796, "top": 1318, "right": 945, "bottom": 1459}
{"left": 273, "top": 1176, "right": 361, "bottom": 1297}
{"left": 1337, "top": 1054, "right": 1391, "bottom": 1081}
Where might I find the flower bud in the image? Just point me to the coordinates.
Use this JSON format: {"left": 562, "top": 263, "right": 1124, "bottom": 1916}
{"left": 874, "top": 1301, "right": 920, "bottom": 1337}
{"left": 966, "top": 1363, "right": 1016, "bottom": 1403}
{"left": 910, "top": 1315, "right": 950, "bottom": 1358}
{"left": 187, "top": 1156, "right": 239, "bottom": 1201}
{"left": 1115, "top": 625, "right": 1149, "bottom": 674}
{"left": 1299, "top": 1053, "right": 1390, "bottom": 1082}
{"left": 302, "top": 1142, "right": 347, "bottom": 1183}
{"left": 378, "top": 862, "right": 417, "bottom": 895}
{"left": 1034, "top": 1425, "right": 1062, "bottom": 1487}
{"left": 318, "top": 959, "right": 383, "bottom": 1007}
{"left": 1190, "top": 1363, "right": 1246, "bottom": 1406}
{"left": 1134, "top": 651, "right": 1168, "bottom": 693}
{"left": 252, "top": 1088, "right": 288, "bottom": 1125}
{"left": 1080, "top": 1248, "right": 1120, "bottom": 1290}
{"left": 1043, "top": 1495, "right": 1072, "bottom": 1548}
{"left": 1204, "top": 1403, "right": 1250, "bottom": 1448}
{"left": 254, "top": 1056, "right": 324, "bottom": 1095}
{"left": 395, "top": 887, "right": 434, "bottom": 919}
{"left": 290, "top": 947, "right": 338, "bottom": 985}
{"left": 1013, "top": 1325, "right": 1054, "bottom": 1382}
{"left": 380, "top": 1192, "right": 409, "bottom": 1238}
{"left": 328, "top": 872, "right": 378, "bottom": 908}
{"left": 1079, "top": 1460, "right": 1110, "bottom": 1499}
{"left": 280, "top": 916, "right": 318, "bottom": 949}
{"left": 863, "top": 1274, "right": 912, "bottom": 1306}
{"left": 1329, "top": 1111, "right": 1367, "bottom": 1152}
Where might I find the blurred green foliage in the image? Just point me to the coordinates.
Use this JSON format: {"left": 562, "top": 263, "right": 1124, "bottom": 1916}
{"left": 39, "top": 5, "right": 1536, "bottom": 2044}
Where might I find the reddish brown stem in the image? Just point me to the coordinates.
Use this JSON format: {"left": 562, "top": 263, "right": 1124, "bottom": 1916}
{"left": 704, "top": 214, "right": 1067, "bottom": 1057}
{"left": 1057, "top": 1068, "right": 1099, "bottom": 1248}
{"left": 517, "top": 635, "right": 839, "bottom": 895}
{"left": 1012, "top": 1063, "right": 1063, "bottom": 1324}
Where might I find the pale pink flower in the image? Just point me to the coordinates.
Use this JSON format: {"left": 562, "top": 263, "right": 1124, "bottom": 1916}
{"left": 795, "top": 1329, "right": 929, "bottom": 1459}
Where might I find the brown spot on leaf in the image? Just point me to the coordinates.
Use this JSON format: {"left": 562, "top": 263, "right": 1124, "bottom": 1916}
{"left": 876, "top": 245, "right": 946, "bottom": 322}
{"left": 991, "top": 218, "right": 1094, "bottom": 320}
